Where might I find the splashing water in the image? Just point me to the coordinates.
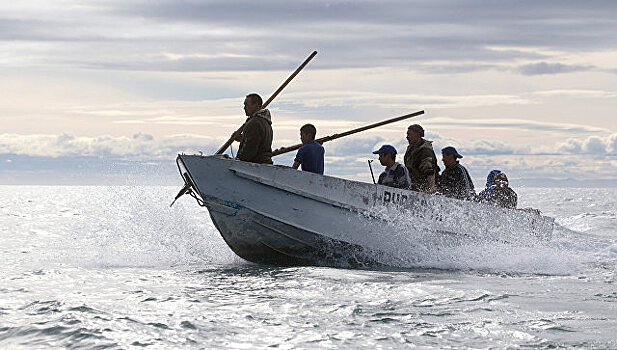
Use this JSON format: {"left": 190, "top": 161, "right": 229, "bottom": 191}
{"left": 352, "top": 195, "right": 608, "bottom": 275}
{"left": 3, "top": 186, "right": 612, "bottom": 276}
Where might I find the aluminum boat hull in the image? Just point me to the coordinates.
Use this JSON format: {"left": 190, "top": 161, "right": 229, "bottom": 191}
{"left": 177, "top": 155, "right": 554, "bottom": 267}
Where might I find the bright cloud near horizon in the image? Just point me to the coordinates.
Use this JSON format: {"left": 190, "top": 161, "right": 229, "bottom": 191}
{"left": 1, "top": 0, "right": 616, "bottom": 186}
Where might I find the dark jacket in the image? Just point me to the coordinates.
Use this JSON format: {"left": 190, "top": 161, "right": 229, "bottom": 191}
{"left": 439, "top": 162, "right": 475, "bottom": 200}
{"left": 236, "top": 109, "right": 273, "bottom": 164}
{"left": 378, "top": 162, "right": 411, "bottom": 189}
{"left": 479, "top": 187, "right": 518, "bottom": 209}
{"left": 404, "top": 140, "right": 440, "bottom": 192}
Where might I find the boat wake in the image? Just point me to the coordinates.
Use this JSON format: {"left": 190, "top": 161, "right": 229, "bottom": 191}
{"left": 334, "top": 204, "right": 611, "bottom": 275}
{"left": 63, "top": 199, "right": 613, "bottom": 275}
{"left": 47, "top": 186, "right": 615, "bottom": 276}
{"left": 51, "top": 188, "right": 240, "bottom": 269}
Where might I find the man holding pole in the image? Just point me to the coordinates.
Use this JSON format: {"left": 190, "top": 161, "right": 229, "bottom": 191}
{"left": 292, "top": 124, "right": 325, "bottom": 174}
{"left": 233, "top": 93, "right": 273, "bottom": 164}
{"left": 216, "top": 51, "right": 317, "bottom": 157}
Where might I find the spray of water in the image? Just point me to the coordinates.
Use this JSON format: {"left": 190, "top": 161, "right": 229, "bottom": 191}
{"left": 51, "top": 187, "right": 615, "bottom": 275}
{"left": 351, "top": 203, "right": 594, "bottom": 275}
{"left": 57, "top": 187, "right": 239, "bottom": 268}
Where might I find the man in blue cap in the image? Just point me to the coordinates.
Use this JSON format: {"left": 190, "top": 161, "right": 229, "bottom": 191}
{"left": 373, "top": 144, "right": 411, "bottom": 189}
{"left": 438, "top": 146, "right": 476, "bottom": 200}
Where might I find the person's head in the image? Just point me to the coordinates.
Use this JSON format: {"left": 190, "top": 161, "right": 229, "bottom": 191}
{"left": 300, "top": 124, "right": 317, "bottom": 144}
{"left": 441, "top": 146, "right": 463, "bottom": 168}
{"left": 406, "top": 124, "right": 424, "bottom": 146}
{"left": 243, "top": 93, "right": 263, "bottom": 116}
{"left": 494, "top": 172, "right": 509, "bottom": 188}
{"left": 373, "top": 145, "right": 397, "bottom": 167}
{"left": 486, "top": 169, "right": 502, "bottom": 188}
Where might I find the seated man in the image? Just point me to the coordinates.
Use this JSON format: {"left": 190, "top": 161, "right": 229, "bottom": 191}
{"left": 479, "top": 170, "right": 517, "bottom": 209}
{"left": 292, "top": 124, "right": 325, "bottom": 174}
{"left": 373, "top": 144, "right": 411, "bottom": 189}
{"left": 438, "top": 146, "right": 475, "bottom": 200}
{"left": 479, "top": 169, "right": 502, "bottom": 199}
{"left": 490, "top": 172, "right": 518, "bottom": 209}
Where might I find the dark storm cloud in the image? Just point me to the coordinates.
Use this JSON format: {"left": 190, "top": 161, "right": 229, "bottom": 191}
{"left": 109, "top": 0, "right": 617, "bottom": 47}
{"left": 0, "top": 18, "right": 111, "bottom": 42}
{"left": 3, "top": 1, "right": 617, "bottom": 72}
{"left": 517, "top": 62, "right": 594, "bottom": 75}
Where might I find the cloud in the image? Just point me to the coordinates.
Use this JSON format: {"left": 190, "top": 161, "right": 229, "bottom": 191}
{"left": 283, "top": 91, "right": 533, "bottom": 110}
{"left": 3, "top": 1, "right": 617, "bottom": 72}
{"left": 583, "top": 136, "right": 607, "bottom": 153}
{"left": 609, "top": 134, "right": 617, "bottom": 153}
{"left": 0, "top": 133, "right": 222, "bottom": 159}
{"left": 517, "top": 62, "right": 593, "bottom": 75}
{"left": 2, "top": 131, "right": 616, "bottom": 185}
{"left": 532, "top": 89, "right": 617, "bottom": 99}
{"left": 556, "top": 138, "right": 583, "bottom": 154}
{"left": 556, "top": 133, "right": 617, "bottom": 154}
{"left": 5, "top": 131, "right": 614, "bottom": 163}
{"left": 413, "top": 63, "right": 502, "bottom": 75}
{"left": 425, "top": 117, "right": 611, "bottom": 134}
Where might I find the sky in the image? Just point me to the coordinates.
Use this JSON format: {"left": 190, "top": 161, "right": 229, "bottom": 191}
{"left": 1, "top": 0, "right": 616, "bottom": 187}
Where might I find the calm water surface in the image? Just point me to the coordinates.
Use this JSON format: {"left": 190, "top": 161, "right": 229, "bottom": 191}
{"left": 1, "top": 186, "right": 616, "bottom": 348}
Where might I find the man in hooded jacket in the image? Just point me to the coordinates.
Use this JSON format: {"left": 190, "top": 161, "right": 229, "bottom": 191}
{"left": 404, "top": 124, "right": 440, "bottom": 192}
{"left": 479, "top": 171, "right": 517, "bottom": 209}
{"left": 234, "top": 93, "right": 273, "bottom": 164}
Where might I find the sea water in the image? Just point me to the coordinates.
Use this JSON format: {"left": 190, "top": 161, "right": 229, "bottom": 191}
{"left": 1, "top": 186, "right": 616, "bottom": 348}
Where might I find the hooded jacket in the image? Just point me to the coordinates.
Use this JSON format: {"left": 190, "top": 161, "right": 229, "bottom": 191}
{"left": 236, "top": 109, "right": 273, "bottom": 164}
{"left": 404, "top": 139, "right": 440, "bottom": 192}
{"left": 478, "top": 171, "right": 517, "bottom": 209}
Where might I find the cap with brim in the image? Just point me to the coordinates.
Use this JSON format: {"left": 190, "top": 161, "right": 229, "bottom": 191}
{"left": 373, "top": 144, "right": 397, "bottom": 155}
{"left": 441, "top": 146, "right": 463, "bottom": 158}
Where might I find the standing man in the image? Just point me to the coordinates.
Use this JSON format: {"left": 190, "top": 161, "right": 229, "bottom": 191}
{"left": 292, "top": 124, "right": 325, "bottom": 174}
{"left": 438, "top": 146, "right": 476, "bottom": 200}
{"left": 372, "top": 144, "right": 411, "bottom": 189}
{"left": 234, "top": 93, "right": 273, "bottom": 164}
{"left": 404, "top": 124, "right": 440, "bottom": 192}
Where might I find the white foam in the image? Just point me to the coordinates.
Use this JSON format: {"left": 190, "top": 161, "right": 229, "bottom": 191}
{"left": 356, "top": 204, "right": 591, "bottom": 275}
{"left": 52, "top": 186, "right": 239, "bottom": 268}
{"left": 32, "top": 186, "right": 616, "bottom": 273}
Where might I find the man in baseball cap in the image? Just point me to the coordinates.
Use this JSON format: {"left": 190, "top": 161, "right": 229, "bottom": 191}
{"left": 438, "top": 146, "right": 475, "bottom": 200}
{"left": 372, "top": 144, "right": 411, "bottom": 189}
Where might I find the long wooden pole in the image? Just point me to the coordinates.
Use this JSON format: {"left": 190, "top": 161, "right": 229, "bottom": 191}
{"left": 215, "top": 50, "right": 318, "bottom": 155}
{"left": 272, "top": 110, "right": 425, "bottom": 157}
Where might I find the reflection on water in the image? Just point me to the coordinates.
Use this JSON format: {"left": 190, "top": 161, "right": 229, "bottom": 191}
{"left": 1, "top": 186, "right": 616, "bottom": 348}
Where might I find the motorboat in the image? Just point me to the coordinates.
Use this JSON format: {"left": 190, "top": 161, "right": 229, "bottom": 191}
{"left": 174, "top": 155, "right": 555, "bottom": 267}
